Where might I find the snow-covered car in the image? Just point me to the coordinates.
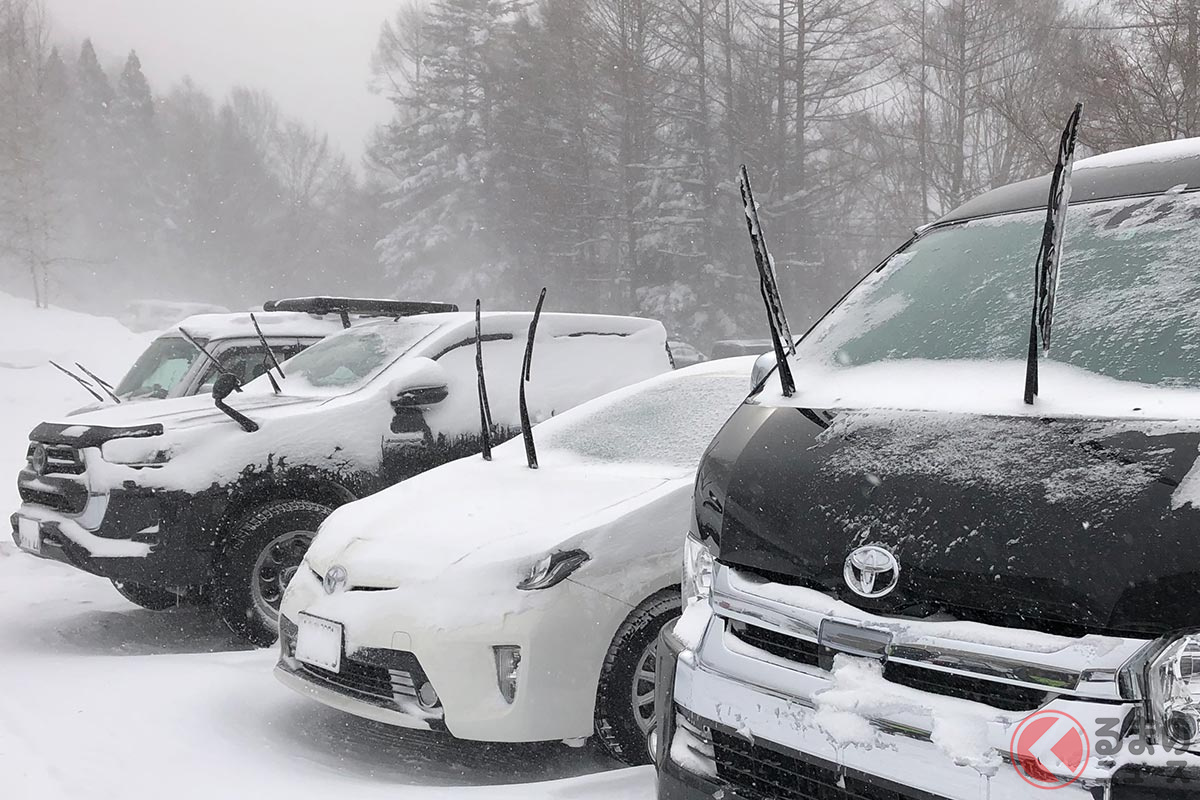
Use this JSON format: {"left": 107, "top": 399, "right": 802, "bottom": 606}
{"left": 708, "top": 338, "right": 772, "bottom": 359}
{"left": 657, "top": 139, "right": 1200, "bottom": 799}
{"left": 667, "top": 340, "right": 706, "bottom": 369}
{"left": 66, "top": 296, "right": 457, "bottom": 409}
{"left": 274, "top": 358, "right": 754, "bottom": 766}
{"left": 11, "top": 311, "right": 670, "bottom": 645}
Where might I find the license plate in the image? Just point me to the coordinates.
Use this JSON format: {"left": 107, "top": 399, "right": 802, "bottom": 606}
{"left": 295, "top": 613, "right": 343, "bottom": 672}
{"left": 16, "top": 516, "right": 41, "bottom": 555}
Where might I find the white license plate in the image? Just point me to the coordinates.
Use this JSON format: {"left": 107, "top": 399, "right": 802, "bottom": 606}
{"left": 16, "top": 517, "right": 41, "bottom": 555}
{"left": 295, "top": 613, "right": 343, "bottom": 672}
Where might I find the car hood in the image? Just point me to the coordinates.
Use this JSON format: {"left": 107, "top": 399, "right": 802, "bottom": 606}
{"left": 704, "top": 361, "right": 1200, "bottom": 638}
{"left": 305, "top": 447, "right": 684, "bottom": 588}
{"left": 33, "top": 391, "right": 325, "bottom": 445}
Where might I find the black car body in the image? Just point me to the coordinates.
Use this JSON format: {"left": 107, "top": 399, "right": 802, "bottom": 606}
{"left": 657, "top": 140, "right": 1200, "bottom": 798}
{"left": 12, "top": 311, "right": 670, "bottom": 644}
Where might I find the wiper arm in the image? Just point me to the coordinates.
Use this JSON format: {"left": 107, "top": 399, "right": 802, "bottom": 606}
{"left": 178, "top": 327, "right": 242, "bottom": 393}
{"left": 75, "top": 362, "right": 120, "bottom": 403}
{"left": 475, "top": 299, "right": 494, "bottom": 461}
{"left": 738, "top": 165, "right": 796, "bottom": 397}
{"left": 248, "top": 312, "right": 283, "bottom": 394}
{"left": 49, "top": 360, "right": 104, "bottom": 403}
{"left": 519, "top": 288, "right": 547, "bottom": 469}
{"left": 1024, "top": 102, "right": 1083, "bottom": 405}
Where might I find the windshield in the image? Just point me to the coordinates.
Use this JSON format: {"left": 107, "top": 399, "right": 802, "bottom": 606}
{"left": 280, "top": 320, "right": 440, "bottom": 392}
{"left": 538, "top": 372, "right": 748, "bottom": 468}
{"left": 113, "top": 335, "right": 202, "bottom": 398}
{"left": 800, "top": 190, "right": 1200, "bottom": 387}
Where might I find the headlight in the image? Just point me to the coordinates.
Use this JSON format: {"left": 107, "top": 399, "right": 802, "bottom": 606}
{"left": 682, "top": 532, "right": 715, "bottom": 606}
{"left": 493, "top": 645, "right": 521, "bottom": 703}
{"left": 100, "top": 438, "right": 171, "bottom": 467}
{"left": 1148, "top": 633, "right": 1200, "bottom": 751}
{"left": 517, "top": 549, "right": 589, "bottom": 590}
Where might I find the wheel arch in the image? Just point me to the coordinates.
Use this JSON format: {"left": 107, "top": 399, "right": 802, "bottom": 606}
{"left": 216, "top": 470, "right": 356, "bottom": 538}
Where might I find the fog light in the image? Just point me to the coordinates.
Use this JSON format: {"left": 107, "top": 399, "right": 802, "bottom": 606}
{"left": 494, "top": 646, "right": 521, "bottom": 704}
{"left": 417, "top": 681, "right": 439, "bottom": 710}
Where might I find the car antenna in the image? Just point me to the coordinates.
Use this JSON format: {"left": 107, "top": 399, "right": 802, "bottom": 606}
{"left": 248, "top": 312, "right": 283, "bottom": 393}
{"left": 519, "top": 288, "right": 547, "bottom": 469}
{"left": 738, "top": 165, "right": 796, "bottom": 396}
{"left": 49, "top": 360, "right": 104, "bottom": 403}
{"left": 73, "top": 362, "right": 121, "bottom": 404}
{"left": 178, "top": 326, "right": 242, "bottom": 393}
{"left": 475, "top": 299, "right": 494, "bottom": 460}
{"left": 1024, "top": 102, "right": 1083, "bottom": 405}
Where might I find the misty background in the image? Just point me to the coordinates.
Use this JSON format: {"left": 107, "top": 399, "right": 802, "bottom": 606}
{"left": 0, "top": 0, "right": 1196, "bottom": 349}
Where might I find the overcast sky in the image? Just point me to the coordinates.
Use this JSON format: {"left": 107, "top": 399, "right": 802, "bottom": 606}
{"left": 45, "top": 0, "right": 398, "bottom": 161}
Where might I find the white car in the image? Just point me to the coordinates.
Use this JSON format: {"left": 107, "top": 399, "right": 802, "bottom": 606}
{"left": 275, "top": 357, "right": 754, "bottom": 765}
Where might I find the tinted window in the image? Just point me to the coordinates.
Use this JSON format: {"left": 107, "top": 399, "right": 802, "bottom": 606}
{"left": 802, "top": 191, "right": 1200, "bottom": 387}
{"left": 197, "top": 344, "right": 308, "bottom": 390}
{"left": 282, "top": 320, "right": 439, "bottom": 391}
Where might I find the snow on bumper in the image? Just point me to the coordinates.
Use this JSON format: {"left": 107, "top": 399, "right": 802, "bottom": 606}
{"left": 276, "top": 563, "right": 630, "bottom": 743}
{"left": 12, "top": 502, "right": 150, "bottom": 558}
{"left": 663, "top": 602, "right": 1200, "bottom": 800}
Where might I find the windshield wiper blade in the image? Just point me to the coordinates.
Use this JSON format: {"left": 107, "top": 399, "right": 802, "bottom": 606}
{"left": 1024, "top": 102, "right": 1083, "bottom": 405}
{"left": 74, "top": 362, "right": 120, "bottom": 403}
{"left": 738, "top": 165, "right": 796, "bottom": 397}
{"left": 49, "top": 360, "right": 105, "bottom": 403}
{"left": 475, "top": 299, "right": 494, "bottom": 461}
{"left": 178, "top": 326, "right": 241, "bottom": 393}
{"left": 248, "top": 312, "right": 282, "bottom": 394}
{"left": 519, "top": 288, "right": 547, "bottom": 469}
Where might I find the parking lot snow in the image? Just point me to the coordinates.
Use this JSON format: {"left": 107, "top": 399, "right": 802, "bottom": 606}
{"left": 0, "top": 294, "right": 649, "bottom": 800}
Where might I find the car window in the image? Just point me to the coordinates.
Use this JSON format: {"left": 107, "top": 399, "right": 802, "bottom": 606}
{"left": 537, "top": 373, "right": 748, "bottom": 468}
{"left": 281, "top": 320, "right": 440, "bottom": 392}
{"left": 799, "top": 190, "right": 1200, "bottom": 387}
{"left": 113, "top": 336, "right": 202, "bottom": 398}
{"left": 198, "top": 344, "right": 308, "bottom": 390}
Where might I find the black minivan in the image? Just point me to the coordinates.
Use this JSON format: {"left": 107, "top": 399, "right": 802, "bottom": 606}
{"left": 656, "top": 139, "right": 1200, "bottom": 799}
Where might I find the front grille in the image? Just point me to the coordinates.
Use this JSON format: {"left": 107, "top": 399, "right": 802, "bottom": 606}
{"left": 883, "top": 662, "right": 1053, "bottom": 712}
{"left": 299, "top": 659, "right": 396, "bottom": 703}
{"left": 713, "top": 729, "right": 948, "bottom": 800}
{"left": 27, "top": 442, "right": 85, "bottom": 475}
{"left": 730, "top": 620, "right": 1053, "bottom": 712}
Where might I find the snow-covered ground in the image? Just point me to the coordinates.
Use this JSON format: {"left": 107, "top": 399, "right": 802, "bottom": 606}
{"left": 0, "top": 293, "right": 650, "bottom": 799}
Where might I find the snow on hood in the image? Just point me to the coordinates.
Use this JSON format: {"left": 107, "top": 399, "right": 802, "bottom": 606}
{"left": 759, "top": 358, "right": 1200, "bottom": 421}
{"left": 305, "top": 444, "right": 683, "bottom": 587}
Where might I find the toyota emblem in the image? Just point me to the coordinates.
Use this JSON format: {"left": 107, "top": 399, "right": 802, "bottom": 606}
{"left": 28, "top": 443, "right": 48, "bottom": 476}
{"left": 323, "top": 565, "right": 348, "bottom": 595}
{"left": 843, "top": 545, "right": 900, "bottom": 599}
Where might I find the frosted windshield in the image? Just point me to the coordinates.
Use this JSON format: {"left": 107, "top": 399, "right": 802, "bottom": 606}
{"left": 539, "top": 374, "right": 747, "bottom": 467}
{"left": 800, "top": 190, "right": 1200, "bottom": 387}
{"left": 282, "top": 320, "right": 439, "bottom": 391}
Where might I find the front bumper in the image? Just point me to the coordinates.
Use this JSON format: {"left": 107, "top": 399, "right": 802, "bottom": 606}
{"left": 276, "top": 563, "right": 632, "bottom": 743}
{"left": 656, "top": 600, "right": 1200, "bottom": 800}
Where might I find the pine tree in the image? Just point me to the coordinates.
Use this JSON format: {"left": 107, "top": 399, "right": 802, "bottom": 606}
{"left": 115, "top": 50, "right": 153, "bottom": 128}
{"left": 76, "top": 38, "right": 113, "bottom": 114}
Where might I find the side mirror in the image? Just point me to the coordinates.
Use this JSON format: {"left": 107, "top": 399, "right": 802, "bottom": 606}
{"left": 212, "top": 372, "right": 242, "bottom": 402}
{"left": 393, "top": 384, "right": 449, "bottom": 407}
{"left": 750, "top": 351, "right": 778, "bottom": 389}
{"left": 388, "top": 357, "right": 450, "bottom": 408}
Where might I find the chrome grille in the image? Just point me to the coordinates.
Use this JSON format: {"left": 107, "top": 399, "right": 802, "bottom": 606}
{"left": 28, "top": 442, "right": 85, "bottom": 475}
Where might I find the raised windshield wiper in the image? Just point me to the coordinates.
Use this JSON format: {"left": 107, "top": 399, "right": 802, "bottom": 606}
{"left": 248, "top": 312, "right": 283, "bottom": 394}
{"left": 738, "top": 165, "right": 796, "bottom": 397}
{"left": 75, "top": 362, "right": 120, "bottom": 404}
{"left": 178, "top": 326, "right": 242, "bottom": 393}
{"left": 1024, "top": 102, "right": 1083, "bottom": 405}
{"left": 519, "top": 288, "right": 547, "bottom": 469}
{"left": 49, "top": 360, "right": 105, "bottom": 403}
{"left": 475, "top": 299, "right": 494, "bottom": 461}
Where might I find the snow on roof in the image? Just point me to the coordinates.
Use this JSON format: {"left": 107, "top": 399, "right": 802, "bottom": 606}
{"left": 1075, "top": 137, "right": 1200, "bottom": 171}
{"left": 166, "top": 311, "right": 351, "bottom": 341}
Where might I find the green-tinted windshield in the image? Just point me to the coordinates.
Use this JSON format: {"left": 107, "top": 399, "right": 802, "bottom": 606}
{"left": 114, "top": 336, "right": 202, "bottom": 398}
{"left": 800, "top": 190, "right": 1200, "bottom": 387}
{"left": 281, "top": 319, "right": 440, "bottom": 392}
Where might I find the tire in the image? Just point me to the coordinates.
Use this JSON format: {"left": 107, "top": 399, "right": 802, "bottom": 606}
{"left": 111, "top": 579, "right": 182, "bottom": 611}
{"left": 214, "top": 499, "right": 331, "bottom": 646}
{"left": 594, "top": 589, "right": 681, "bottom": 766}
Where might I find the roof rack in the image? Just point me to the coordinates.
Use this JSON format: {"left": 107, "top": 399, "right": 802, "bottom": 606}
{"left": 262, "top": 296, "right": 459, "bottom": 328}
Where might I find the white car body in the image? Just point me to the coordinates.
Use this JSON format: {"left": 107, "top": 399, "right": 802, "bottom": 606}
{"left": 275, "top": 357, "right": 754, "bottom": 745}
